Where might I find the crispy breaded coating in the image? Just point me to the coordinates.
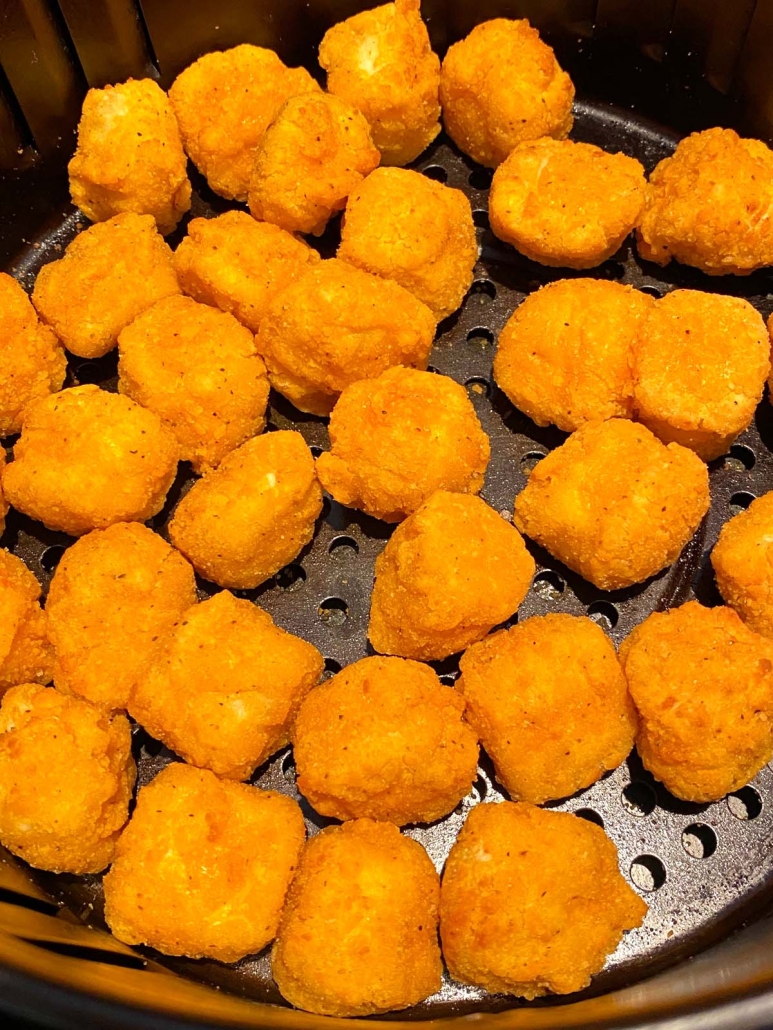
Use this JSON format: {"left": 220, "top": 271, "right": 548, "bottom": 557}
{"left": 317, "top": 368, "right": 490, "bottom": 522}
{"left": 369, "top": 492, "right": 534, "bottom": 660}
{"left": 440, "top": 802, "right": 647, "bottom": 997}
{"left": 319, "top": 0, "right": 441, "bottom": 166}
{"left": 68, "top": 79, "right": 191, "bottom": 235}
{"left": 0, "top": 272, "right": 66, "bottom": 437}
{"left": 712, "top": 491, "right": 773, "bottom": 639}
{"left": 169, "top": 45, "right": 320, "bottom": 202}
{"left": 0, "top": 453, "right": 7, "bottom": 537}
{"left": 439, "top": 19, "right": 574, "bottom": 169}
{"left": 338, "top": 166, "right": 477, "bottom": 319}
{"left": 272, "top": 819, "right": 441, "bottom": 1016}
{"left": 118, "top": 295, "right": 270, "bottom": 473}
{"left": 619, "top": 601, "right": 773, "bottom": 801}
{"left": 173, "top": 211, "right": 320, "bottom": 333}
{"left": 637, "top": 128, "right": 773, "bottom": 275}
{"left": 293, "top": 655, "right": 478, "bottom": 824}
{"left": 0, "top": 684, "right": 135, "bottom": 874}
{"left": 514, "top": 419, "right": 709, "bottom": 591}
{"left": 494, "top": 280, "right": 653, "bottom": 431}
{"left": 46, "top": 523, "right": 196, "bottom": 710}
{"left": 3, "top": 386, "right": 179, "bottom": 536}
{"left": 168, "top": 430, "right": 322, "bottom": 589}
{"left": 104, "top": 764, "right": 305, "bottom": 962}
{"left": 489, "top": 139, "right": 646, "bottom": 269}
{"left": 130, "top": 591, "right": 323, "bottom": 780}
{"left": 32, "top": 214, "right": 180, "bottom": 360}
{"left": 632, "top": 290, "right": 769, "bottom": 461}
{"left": 248, "top": 92, "right": 380, "bottom": 236}
{"left": 0, "top": 550, "right": 53, "bottom": 696}
{"left": 256, "top": 258, "right": 436, "bottom": 415}
{"left": 457, "top": 614, "right": 636, "bottom": 804}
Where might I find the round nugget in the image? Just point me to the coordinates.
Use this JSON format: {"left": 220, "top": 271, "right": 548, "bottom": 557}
{"left": 3, "top": 386, "right": 179, "bottom": 536}
{"left": 293, "top": 655, "right": 479, "bottom": 824}
{"left": 439, "top": 19, "right": 574, "bottom": 169}
{"left": 494, "top": 280, "right": 653, "bottom": 431}
{"left": 68, "top": 78, "right": 191, "bottom": 235}
{"left": 104, "top": 764, "right": 305, "bottom": 962}
{"left": 632, "top": 290, "right": 769, "bottom": 461}
{"left": 130, "top": 591, "right": 323, "bottom": 780}
{"left": 712, "top": 492, "right": 773, "bottom": 638}
{"left": 32, "top": 214, "right": 180, "bottom": 360}
{"left": 440, "top": 802, "right": 647, "bottom": 997}
{"left": 46, "top": 523, "right": 197, "bottom": 710}
{"left": 0, "top": 272, "right": 66, "bottom": 437}
{"left": 169, "top": 45, "right": 320, "bottom": 202}
{"left": 0, "top": 684, "right": 135, "bottom": 874}
{"left": 319, "top": 0, "right": 441, "bottom": 166}
{"left": 369, "top": 492, "right": 535, "bottom": 660}
{"left": 173, "top": 211, "right": 320, "bottom": 333}
{"left": 248, "top": 92, "right": 380, "bottom": 236}
{"left": 256, "top": 258, "right": 436, "bottom": 415}
{"left": 489, "top": 139, "right": 646, "bottom": 269}
{"left": 0, "top": 550, "right": 53, "bottom": 696}
{"left": 514, "top": 419, "right": 710, "bottom": 591}
{"left": 317, "top": 368, "right": 490, "bottom": 522}
{"left": 457, "top": 615, "right": 636, "bottom": 804}
{"left": 621, "top": 602, "right": 773, "bottom": 801}
{"left": 637, "top": 128, "right": 773, "bottom": 276}
{"left": 118, "top": 295, "right": 270, "bottom": 473}
{"left": 272, "top": 819, "right": 441, "bottom": 1016}
{"left": 168, "top": 430, "right": 322, "bottom": 590}
{"left": 338, "top": 167, "right": 477, "bottom": 319}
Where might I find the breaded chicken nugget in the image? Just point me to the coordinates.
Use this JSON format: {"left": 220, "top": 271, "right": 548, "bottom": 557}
{"left": 338, "top": 167, "right": 477, "bottom": 319}
{"left": 293, "top": 655, "right": 478, "bottom": 824}
{"left": 319, "top": 0, "right": 441, "bottom": 166}
{"left": 118, "top": 295, "right": 270, "bottom": 473}
{"left": 440, "top": 802, "right": 646, "bottom": 997}
{"left": 3, "top": 386, "right": 179, "bottom": 536}
{"left": 620, "top": 602, "right": 773, "bottom": 801}
{"left": 0, "top": 684, "right": 135, "bottom": 874}
{"left": 0, "top": 273, "right": 65, "bottom": 437}
{"left": 104, "top": 764, "right": 305, "bottom": 961}
{"left": 494, "top": 280, "right": 653, "bottom": 431}
{"left": 169, "top": 45, "right": 320, "bottom": 202}
{"left": 489, "top": 139, "right": 646, "bottom": 269}
{"left": 514, "top": 419, "right": 709, "bottom": 590}
{"left": 439, "top": 19, "right": 574, "bottom": 169}
{"left": 256, "top": 258, "right": 436, "bottom": 415}
{"left": 248, "top": 92, "right": 380, "bottom": 236}
{"left": 457, "top": 615, "right": 636, "bottom": 804}
{"left": 173, "top": 211, "right": 320, "bottom": 333}
{"left": 272, "top": 819, "right": 441, "bottom": 1015}
{"left": 69, "top": 79, "right": 190, "bottom": 235}
{"left": 317, "top": 368, "right": 490, "bottom": 521}
{"left": 130, "top": 591, "right": 323, "bottom": 780}
{"left": 168, "top": 430, "right": 322, "bottom": 589}
{"left": 369, "top": 492, "right": 534, "bottom": 660}
{"left": 632, "top": 290, "right": 769, "bottom": 461}
{"left": 0, "top": 550, "right": 53, "bottom": 696}
{"left": 637, "top": 128, "right": 773, "bottom": 276}
{"left": 712, "top": 491, "right": 773, "bottom": 639}
{"left": 32, "top": 214, "right": 180, "bottom": 360}
{"left": 46, "top": 523, "right": 196, "bottom": 710}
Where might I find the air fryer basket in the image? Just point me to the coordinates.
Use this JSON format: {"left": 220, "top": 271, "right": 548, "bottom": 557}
{"left": 4, "top": 2, "right": 773, "bottom": 1028}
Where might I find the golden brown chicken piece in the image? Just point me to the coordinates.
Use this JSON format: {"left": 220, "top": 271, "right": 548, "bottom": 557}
{"left": 0, "top": 549, "right": 53, "bottom": 696}
{"left": 272, "top": 819, "right": 441, "bottom": 1016}
{"left": 440, "top": 802, "right": 646, "bottom": 997}
{"left": 69, "top": 79, "right": 190, "bottom": 235}
{"left": 0, "top": 684, "right": 135, "bottom": 874}
{"left": 104, "top": 764, "right": 305, "bottom": 962}
{"left": 712, "top": 491, "right": 773, "bottom": 639}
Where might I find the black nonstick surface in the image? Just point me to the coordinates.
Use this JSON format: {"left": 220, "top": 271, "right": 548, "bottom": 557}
{"left": 5, "top": 97, "right": 773, "bottom": 1019}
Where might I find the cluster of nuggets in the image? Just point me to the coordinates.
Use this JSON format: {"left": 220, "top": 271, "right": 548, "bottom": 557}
{"left": 3, "top": 0, "right": 773, "bottom": 1019}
